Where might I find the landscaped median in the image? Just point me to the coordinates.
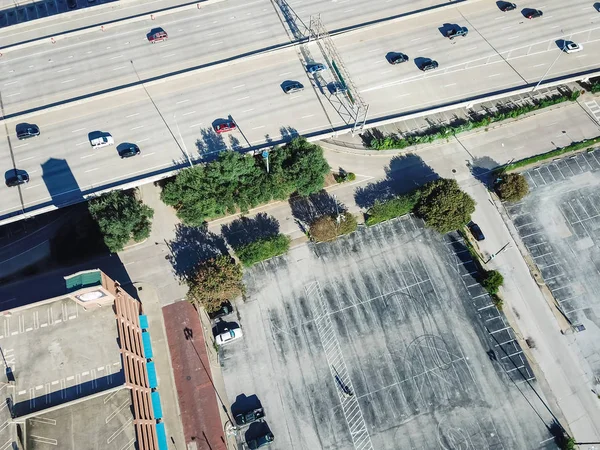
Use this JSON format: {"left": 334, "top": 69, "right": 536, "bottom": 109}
{"left": 365, "top": 90, "right": 581, "bottom": 150}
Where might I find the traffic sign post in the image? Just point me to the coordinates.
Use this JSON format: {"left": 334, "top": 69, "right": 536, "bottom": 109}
{"left": 262, "top": 150, "right": 269, "bottom": 173}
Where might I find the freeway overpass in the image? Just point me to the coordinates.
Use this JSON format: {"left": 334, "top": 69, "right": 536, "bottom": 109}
{"left": 1, "top": 0, "right": 599, "bottom": 223}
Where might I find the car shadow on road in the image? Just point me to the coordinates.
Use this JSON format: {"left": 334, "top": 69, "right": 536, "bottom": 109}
{"left": 354, "top": 154, "right": 438, "bottom": 209}
{"left": 166, "top": 224, "right": 228, "bottom": 282}
{"left": 221, "top": 213, "right": 280, "bottom": 249}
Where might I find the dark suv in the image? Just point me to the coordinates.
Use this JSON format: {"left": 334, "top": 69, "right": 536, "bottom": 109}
{"left": 5, "top": 172, "right": 29, "bottom": 187}
{"left": 248, "top": 432, "right": 274, "bottom": 449}
{"left": 118, "top": 144, "right": 140, "bottom": 159}
{"left": 388, "top": 53, "right": 408, "bottom": 64}
{"left": 208, "top": 301, "right": 233, "bottom": 320}
{"left": 500, "top": 2, "right": 516, "bottom": 11}
{"left": 16, "top": 124, "right": 40, "bottom": 140}
{"left": 234, "top": 407, "right": 264, "bottom": 426}
{"left": 420, "top": 60, "right": 439, "bottom": 71}
{"left": 525, "top": 9, "right": 543, "bottom": 19}
{"left": 446, "top": 27, "right": 468, "bottom": 39}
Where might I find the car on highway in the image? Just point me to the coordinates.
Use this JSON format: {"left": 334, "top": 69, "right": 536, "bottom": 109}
{"left": 419, "top": 60, "right": 439, "bottom": 71}
{"left": 499, "top": 2, "right": 517, "bottom": 11}
{"left": 90, "top": 134, "right": 115, "bottom": 149}
{"left": 148, "top": 29, "right": 168, "bottom": 43}
{"left": 307, "top": 63, "right": 326, "bottom": 74}
{"left": 16, "top": 124, "right": 40, "bottom": 140}
{"left": 118, "top": 144, "right": 141, "bottom": 159}
{"left": 235, "top": 407, "right": 265, "bottom": 426}
{"left": 446, "top": 26, "right": 468, "bottom": 39}
{"left": 467, "top": 221, "right": 485, "bottom": 241}
{"left": 208, "top": 301, "right": 233, "bottom": 320}
{"left": 247, "top": 431, "right": 274, "bottom": 449}
{"left": 564, "top": 42, "right": 583, "bottom": 53}
{"left": 328, "top": 82, "right": 347, "bottom": 95}
{"left": 214, "top": 121, "right": 236, "bottom": 134}
{"left": 388, "top": 53, "right": 408, "bottom": 64}
{"left": 216, "top": 327, "right": 243, "bottom": 345}
{"left": 525, "top": 9, "right": 543, "bottom": 19}
{"left": 67, "top": 0, "right": 77, "bottom": 9}
{"left": 5, "top": 172, "right": 29, "bottom": 187}
{"left": 283, "top": 81, "right": 304, "bottom": 94}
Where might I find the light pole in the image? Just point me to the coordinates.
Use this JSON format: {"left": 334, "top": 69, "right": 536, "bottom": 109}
{"left": 173, "top": 114, "right": 193, "bottom": 167}
{"left": 533, "top": 38, "right": 565, "bottom": 92}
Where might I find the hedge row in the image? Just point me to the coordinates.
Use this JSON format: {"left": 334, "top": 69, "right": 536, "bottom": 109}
{"left": 501, "top": 136, "right": 600, "bottom": 172}
{"left": 234, "top": 234, "right": 291, "bottom": 267}
{"left": 365, "top": 191, "right": 421, "bottom": 226}
{"left": 310, "top": 212, "right": 358, "bottom": 242}
{"left": 369, "top": 90, "right": 580, "bottom": 150}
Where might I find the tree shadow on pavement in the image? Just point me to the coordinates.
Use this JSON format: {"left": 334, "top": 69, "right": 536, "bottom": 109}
{"left": 166, "top": 224, "right": 228, "bottom": 282}
{"left": 289, "top": 190, "right": 345, "bottom": 228}
{"left": 470, "top": 155, "right": 499, "bottom": 188}
{"left": 221, "top": 213, "right": 280, "bottom": 249}
{"left": 354, "top": 154, "right": 438, "bottom": 209}
{"left": 195, "top": 128, "right": 227, "bottom": 159}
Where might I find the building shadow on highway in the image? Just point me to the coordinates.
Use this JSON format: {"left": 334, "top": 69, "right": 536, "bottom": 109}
{"left": 166, "top": 224, "right": 228, "bottom": 283}
{"left": 354, "top": 154, "right": 438, "bottom": 209}
{"left": 42, "top": 158, "right": 83, "bottom": 211}
{"left": 0, "top": 0, "right": 116, "bottom": 29}
{"left": 221, "top": 213, "right": 280, "bottom": 249}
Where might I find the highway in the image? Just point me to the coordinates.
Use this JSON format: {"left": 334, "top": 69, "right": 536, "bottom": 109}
{"left": 1, "top": 0, "right": 600, "bottom": 220}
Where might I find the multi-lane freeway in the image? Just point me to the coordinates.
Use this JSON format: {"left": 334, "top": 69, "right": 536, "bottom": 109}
{"left": 1, "top": 0, "right": 600, "bottom": 221}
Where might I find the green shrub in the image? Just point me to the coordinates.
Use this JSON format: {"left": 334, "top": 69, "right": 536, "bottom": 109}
{"left": 365, "top": 192, "right": 421, "bottom": 226}
{"left": 235, "top": 234, "right": 291, "bottom": 267}
{"left": 591, "top": 82, "right": 600, "bottom": 94}
{"left": 495, "top": 173, "right": 529, "bottom": 202}
{"left": 415, "top": 179, "right": 475, "bottom": 233}
{"left": 491, "top": 294, "right": 504, "bottom": 311}
{"left": 369, "top": 92, "right": 575, "bottom": 150}
{"left": 334, "top": 172, "right": 356, "bottom": 183}
{"left": 482, "top": 270, "right": 504, "bottom": 295}
{"left": 310, "top": 212, "right": 358, "bottom": 242}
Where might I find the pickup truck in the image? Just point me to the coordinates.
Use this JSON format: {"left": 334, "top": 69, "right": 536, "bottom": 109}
{"left": 446, "top": 27, "right": 468, "bottom": 39}
{"left": 90, "top": 135, "right": 114, "bottom": 149}
{"left": 234, "top": 407, "right": 265, "bottom": 426}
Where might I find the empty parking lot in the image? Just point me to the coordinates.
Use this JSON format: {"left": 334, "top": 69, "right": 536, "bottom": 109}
{"left": 220, "top": 216, "right": 555, "bottom": 450}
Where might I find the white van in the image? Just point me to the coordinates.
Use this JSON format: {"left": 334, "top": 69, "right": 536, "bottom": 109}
{"left": 90, "top": 135, "right": 114, "bottom": 149}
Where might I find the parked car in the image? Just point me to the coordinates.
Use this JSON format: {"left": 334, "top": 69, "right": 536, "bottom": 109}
{"left": 419, "top": 60, "right": 439, "bottom": 71}
{"left": 306, "top": 63, "right": 326, "bottom": 74}
{"left": 247, "top": 432, "right": 274, "bottom": 449}
{"left": 5, "top": 172, "right": 29, "bottom": 187}
{"left": 499, "top": 2, "right": 517, "bottom": 12}
{"left": 235, "top": 407, "right": 265, "bottom": 426}
{"left": 216, "top": 327, "right": 243, "bottom": 345}
{"left": 16, "top": 124, "right": 40, "bottom": 140}
{"left": 118, "top": 144, "right": 140, "bottom": 158}
{"left": 283, "top": 81, "right": 304, "bottom": 94}
{"left": 525, "top": 9, "right": 543, "bottom": 19}
{"left": 214, "top": 121, "right": 236, "bottom": 134}
{"left": 148, "top": 29, "right": 168, "bottom": 43}
{"left": 563, "top": 42, "right": 583, "bottom": 53}
{"left": 388, "top": 53, "right": 408, "bottom": 64}
{"left": 468, "top": 221, "right": 485, "bottom": 241}
{"left": 446, "top": 27, "right": 468, "bottom": 39}
{"left": 208, "top": 301, "right": 233, "bottom": 320}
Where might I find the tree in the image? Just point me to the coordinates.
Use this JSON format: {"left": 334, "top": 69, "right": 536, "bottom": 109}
{"left": 277, "top": 138, "right": 331, "bottom": 197}
{"left": 235, "top": 234, "right": 291, "bottom": 267}
{"left": 309, "top": 212, "right": 358, "bottom": 242}
{"left": 482, "top": 270, "right": 504, "bottom": 295}
{"left": 415, "top": 178, "right": 475, "bottom": 233}
{"left": 88, "top": 190, "right": 154, "bottom": 253}
{"left": 187, "top": 255, "right": 245, "bottom": 312}
{"left": 495, "top": 173, "right": 529, "bottom": 202}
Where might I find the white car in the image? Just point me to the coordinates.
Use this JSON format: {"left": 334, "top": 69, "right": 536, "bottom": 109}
{"left": 90, "top": 134, "right": 114, "bottom": 149}
{"left": 216, "top": 328, "right": 243, "bottom": 345}
{"left": 564, "top": 42, "right": 582, "bottom": 53}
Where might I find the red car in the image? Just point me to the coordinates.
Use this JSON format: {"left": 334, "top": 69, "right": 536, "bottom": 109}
{"left": 148, "top": 30, "right": 168, "bottom": 43}
{"left": 214, "top": 122, "right": 236, "bottom": 134}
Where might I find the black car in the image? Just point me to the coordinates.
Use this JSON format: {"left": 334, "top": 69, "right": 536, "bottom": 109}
{"left": 248, "top": 432, "right": 274, "bottom": 449}
{"left": 208, "top": 301, "right": 233, "bottom": 320}
{"left": 500, "top": 2, "right": 517, "bottom": 11}
{"left": 468, "top": 221, "right": 485, "bottom": 241}
{"left": 16, "top": 125, "right": 40, "bottom": 140}
{"left": 67, "top": 0, "right": 77, "bottom": 8}
{"left": 388, "top": 53, "right": 408, "bottom": 64}
{"left": 235, "top": 407, "right": 265, "bottom": 426}
{"left": 420, "top": 60, "right": 439, "bottom": 71}
{"left": 118, "top": 144, "right": 140, "bottom": 158}
{"left": 283, "top": 81, "right": 304, "bottom": 94}
{"left": 6, "top": 172, "right": 29, "bottom": 187}
{"left": 526, "top": 9, "right": 543, "bottom": 19}
{"left": 446, "top": 27, "right": 468, "bottom": 39}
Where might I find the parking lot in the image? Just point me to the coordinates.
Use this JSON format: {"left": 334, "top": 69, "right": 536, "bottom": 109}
{"left": 220, "top": 216, "right": 555, "bottom": 450}
{"left": 506, "top": 148, "right": 600, "bottom": 390}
